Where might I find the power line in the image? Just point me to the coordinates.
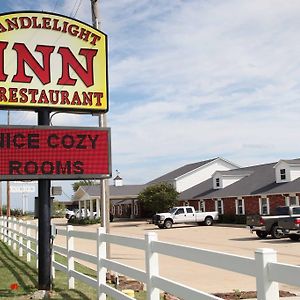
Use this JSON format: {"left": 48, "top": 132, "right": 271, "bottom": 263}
{"left": 69, "top": 0, "right": 80, "bottom": 18}
{"left": 73, "top": 0, "right": 83, "bottom": 18}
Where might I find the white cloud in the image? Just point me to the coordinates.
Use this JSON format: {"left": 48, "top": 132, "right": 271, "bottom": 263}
{"left": 2, "top": 0, "right": 300, "bottom": 192}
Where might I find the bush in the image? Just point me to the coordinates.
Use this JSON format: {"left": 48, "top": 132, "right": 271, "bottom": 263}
{"left": 68, "top": 217, "right": 101, "bottom": 225}
{"left": 138, "top": 182, "right": 179, "bottom": 217}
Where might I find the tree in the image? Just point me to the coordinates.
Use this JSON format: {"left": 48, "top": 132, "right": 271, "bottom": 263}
{"left": 138, "top": 182, "right": 179, "bottom": 217}
{"left": 72, "top": 180, "right": 97, "bottom": 192}
{"left": 52, "top": 201, "right": 66, "bottom": 217}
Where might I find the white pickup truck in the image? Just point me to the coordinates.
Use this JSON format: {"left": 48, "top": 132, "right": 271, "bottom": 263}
{"left": 152, "top": 206, "right": 219, "bottom": 229}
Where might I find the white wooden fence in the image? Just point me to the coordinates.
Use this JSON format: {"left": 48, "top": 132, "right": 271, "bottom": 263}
{"left": 1, "top": 216, "right": 300, "bottom": 300}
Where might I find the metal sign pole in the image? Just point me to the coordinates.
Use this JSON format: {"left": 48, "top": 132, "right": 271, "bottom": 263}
{"left": 91, "top": 0, "right": 111, "bottom": 257}
{"left": 37, "top": 110, "right": 51, "bottom": 290}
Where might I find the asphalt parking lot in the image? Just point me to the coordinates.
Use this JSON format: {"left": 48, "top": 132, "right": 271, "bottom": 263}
{"left": 54, "top": 220, "right": 300, "bottom": 296}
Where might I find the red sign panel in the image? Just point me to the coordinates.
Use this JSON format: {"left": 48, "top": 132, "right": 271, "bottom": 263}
{"left": 0, "top": 126, "right": 111, "bottom": 180}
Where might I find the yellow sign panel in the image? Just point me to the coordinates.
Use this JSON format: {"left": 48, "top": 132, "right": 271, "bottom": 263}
{"left": 0, "top": 11, "right": 108, "bottom": 112}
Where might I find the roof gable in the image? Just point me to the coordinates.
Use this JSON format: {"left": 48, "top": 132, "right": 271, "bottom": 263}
{"left": 203, "top": 163, "right": 277, "bottom": 199}
{"left": 148, "top": 157, "right": 226, "bottom": 184}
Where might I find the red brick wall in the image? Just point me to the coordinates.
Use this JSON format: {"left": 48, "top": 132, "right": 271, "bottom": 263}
{"left": 204, "top": 194, "right": 287, "bottom": 217}
{"left": 244, "top": 196, "right": 259, "bottom": 215}
{"left": 268, "top": 195, "right": 285, "bottom": 214}
{"left": 223, "top": 197, "right": 236, "bottom": 214}
{"left": 205, "top": 199, "right": 215, "bottom": 211}
{"left": 191, "top": 200, "right": 200, "bottom": 210}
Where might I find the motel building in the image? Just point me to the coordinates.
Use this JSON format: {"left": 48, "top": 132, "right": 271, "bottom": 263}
{"left": 69, "top": 158, "right": 300, "bottom": 223}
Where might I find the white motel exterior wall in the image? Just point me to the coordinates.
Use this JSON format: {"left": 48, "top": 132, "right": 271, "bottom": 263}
{"left": 175, "top": 158, "right": 238, "bottom": 193}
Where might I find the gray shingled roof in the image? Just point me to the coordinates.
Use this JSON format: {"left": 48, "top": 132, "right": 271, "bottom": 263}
{"left": 179, "top": 178, "right": 215, "bottom": 200}
{"left": 201, "top": 160, "right": 300, "bottom": 199}
{"left": 80, "top": 184, "right": 146, "bottom": 198}
{"left": 148, "top": 158, "right": 218, "bottom": 184}
{"left": 203, "top": 163, "right": 276, "bottom": 199}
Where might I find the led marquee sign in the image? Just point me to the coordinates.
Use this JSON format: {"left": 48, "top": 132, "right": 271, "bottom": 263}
{"left": 0, "top": 11, "right": 108, "bottom": 112}
{"left": 0, "top": 126, "right": 111, "bottom": 180}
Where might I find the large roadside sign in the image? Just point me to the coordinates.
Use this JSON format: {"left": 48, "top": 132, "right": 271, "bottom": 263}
{"left": 0, "top": 125, "right": 111, "bottom": 180}
{"left": 0, "top": 11, "right": 108, "bottom": 113}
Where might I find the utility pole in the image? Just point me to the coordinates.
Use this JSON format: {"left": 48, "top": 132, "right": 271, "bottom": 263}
{"left": 91, "top": 0, "right": 110, "bottom": 228}
{"left": 6, "top": 110, "right": 10, "bottom": 217}
{"left": 90, "top": 0, "right": 111, "bottom": 253}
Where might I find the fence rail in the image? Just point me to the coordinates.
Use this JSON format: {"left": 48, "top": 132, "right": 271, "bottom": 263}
{"left": 1, "top": 216, "right": 300, "bottom": 300}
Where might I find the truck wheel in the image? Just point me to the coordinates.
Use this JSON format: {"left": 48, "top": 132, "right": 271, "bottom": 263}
{"left": 204, "top": 217, "right": 213, "bottom": 226}
{"left": 164, "top": 220, "right": 173, "bottom": 229}
{"left": 256, "top": 231, "right": 268, "bottom": 239}
{"left": 271, "top": 225, "right": 284, "bottom": 239}
{"left": 289, "top": 234, "right": 300, "bottom": 241}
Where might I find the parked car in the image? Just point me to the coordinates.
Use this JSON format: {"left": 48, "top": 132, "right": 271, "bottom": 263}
{"left": 246, "top": 206, "right": 300, "bottom": 239}
{"left": 66, "top": 208, "right": 114, "bottom": 222}
{"left": 278, "top": 206, "right": 300, "bottom": 241}
{"left": 65, "top": 209, "right": 75, "bottom": 219}
{"left": 152, "top": 206, "right": 219, "bottom": 229}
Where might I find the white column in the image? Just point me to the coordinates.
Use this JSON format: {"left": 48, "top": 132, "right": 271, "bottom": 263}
{"left": 79, "top": 200, "right": 82, "bottom": 217}
{"left": 84, "top": 200, "right": 87, "bottom": 218}
{"left": 96, "top": 197, "right": 100, "bottom": 218}
{"left": 90, "top": 199, "right": 93, "bottom": 220}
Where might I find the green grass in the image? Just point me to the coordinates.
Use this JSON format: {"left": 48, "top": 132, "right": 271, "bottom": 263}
{"left": 0, "top": 239, "right": 149, "bottom": 299}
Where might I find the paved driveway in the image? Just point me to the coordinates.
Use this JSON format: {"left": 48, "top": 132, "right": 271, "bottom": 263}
{"left": 53, "top": 220, "right": 300, "bottom": 295}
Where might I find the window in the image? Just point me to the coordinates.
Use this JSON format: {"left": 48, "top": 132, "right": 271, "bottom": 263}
{"left": 285, "top": 195, "right": 299, "bottom": 206}
{"left": 259, "top": 197, "right": 269, "bottom": 215}
{"left": 175, "top": 208, "right": 184, "bottom": 215}
{"left": 292, "top": 207, "right": 300, "bottom": 214}
{"left": 186, "top": 207, "right": 193, "bottom": 214}
{"left": 199, "top": 200, "right": 205, "bottom": 212}
{"left": 215, "top": 199, "right": 224, "bottom": 214}
{"left": 280, "top": 169, "right": 286, "bottom": 180}
{"left": 216, "top": 178, "right": 220, "bottom": 188}
{"left": 235, "top": 198, "right": 245, "bottom": 215}
{"left": 134, "top": 203, "right": 139, "bottom": 216}
{"left": 117, "top": 205, "right": 122, "bottom": 216}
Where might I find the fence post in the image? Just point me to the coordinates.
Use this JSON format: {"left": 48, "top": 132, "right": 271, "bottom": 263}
{"left": 255, "top": 248, "right": 279, "bottom": 300}
{"left": 145, "top": 232, "right": 160, "bottom": 300}
{"left": 4, "top": 217, "right": 7, "bottom": 243}
{"left": 97, "top": 227, "right": 107, "bottom": 300}
{"left": 0, "top": 217, "right": 3, "bottom": 240}
{"left": 19, "top": 219, "right": 23, "bottom": 257}
{"left": 13, "top": 218, "right": 17, "bottom": 251}
{"left": 8, "top": 217, "right": 12, "bottom": 246}
{"left": 51, "top": 224, "right": 56, "bottom": 279}
{"left": 35, "top": 226, "right": 38, "bottom": 269}
{"left": 67, "top": 225, "right": 75, "bottom": 289}
{"left": 26, "top": 221, "right": 31, "bottom": 262}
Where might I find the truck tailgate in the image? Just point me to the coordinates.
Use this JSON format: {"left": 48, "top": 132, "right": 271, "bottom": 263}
{"left": 279, "top": 217, "right": 299, "bottom": 230}
{"left": 246, "top": 215, "right": 262, "bottom": 226}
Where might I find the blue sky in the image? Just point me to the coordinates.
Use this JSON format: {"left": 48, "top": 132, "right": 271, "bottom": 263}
{"left": 1, "top": 1, "right": 300, "bottom": 209}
